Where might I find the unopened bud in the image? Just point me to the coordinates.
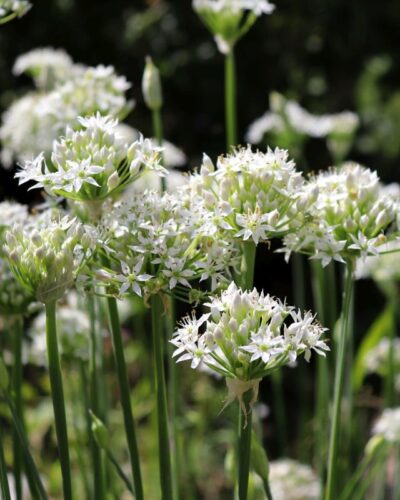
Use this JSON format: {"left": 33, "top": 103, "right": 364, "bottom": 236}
{"left": 90, "top": 412, "right": 109, "bottom": 450}
{"left": 142, "top": 56, "right": 163, "bottom": 111}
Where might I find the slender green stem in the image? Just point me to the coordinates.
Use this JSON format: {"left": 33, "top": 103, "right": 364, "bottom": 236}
{"left": 262, "top": 478, "right": 273, "bottom": 500}
{"left": 271, "top": 370, "right": 287, "bottom": 456}
{"left": 5, "top": 393, "right": 48, "bottom": 500}
{"left": 384, "top": 300, "right": 396, "bottom": 407}
{"left": 166, "top": 297, "right": 181, "bottom": 499}
{"left": 151, "top": 294, "right": 173, "bottom": 500}
{"left": 88, "top": 295, "right": 106, "bottom": 499}
{"left": 311, "top": 261, "right": 332, "bottom": 484}
{"left": 291, "top": 253, "right": 306, "bottom": 311}
{"left": 105, "top": 293, "right": 143, "bottom": 500}
{"left": 240, "top": 241, "right": 256, "bottom": 291}
{"left": 325, "top": 261, "right": 354, "bottom": 500}
{"left": 225, "top": 50, "right": 237, "bottom": 149}
{"left": 152, "top": 108, "right": 167, "bottom": 192}
{"left": 105, "top": 449, "right": 134, "bottom": 494}
{"left": 0, "top": 415, "right": 11, "bottom": 500}
{"left": 238, "top": 390, "right": 252, "bottom": 500}
{"left": 11, "top": 316, "right": 23, "bottom": 500}
{"left": 45, "top": 301, "right": 72, "bottom": 500}
{"left": 76, "top": 363, "right": 92, "bottom": 499}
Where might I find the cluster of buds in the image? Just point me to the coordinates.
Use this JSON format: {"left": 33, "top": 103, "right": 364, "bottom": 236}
{"left": 372, "top": 408, "right": 400, "bottom": 444}
{"left": 16, "top": 113, "right": 165, "bottom": 203}
{"left": 91, "top": 190, "right": 239, "bottom": 301}
{"left": 3, "top": 215, "right": 95, "bottom": 304}
{"left": 282, "top": 163, "right": 397, "bottom": 267}
{"left": 187, "top": 146, "right": 312, "bottom": 245}
{"left": 171, "top": 282, "right": 328, "bottom": 414}
{"left": 1, "top": 48, "right": 132, "bottom": 166}
{"left": 0, "top": 0, "right": 31, "bottom": 23}
{"left": 193, "top": 0, "right": 275, "bottom": 54}
{"left": 0, "top": 257, "right": 36, "bottom": 316}
{"left": 268, "top": 459, "right": 321, "bottom": 500}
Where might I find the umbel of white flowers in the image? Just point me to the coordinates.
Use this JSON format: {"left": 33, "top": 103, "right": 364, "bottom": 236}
{"left": 92, "top": 189, "right": 239, "bottom": 300}
{"left": 269, "top": 459, "right": 321, "bottom": 500}
{"left": 171, "top": 282, "right": 328, "bottom": 417}
{"left": 15, "top": 113, "right": 166, "bottom": 203}
{"left": 372, "top": 407, "right": 400, "bottom": 444}
{"left": 3, "top": 215, "right": 94, "bottom": 304}
{"left": 186, "top": 146, "right": 315, "bottom": 245}
{"left": 193, "top": 0, "right": 275, "bottom": 54}
{"left": 281, "top": 163, "right": 397, "bottom": 267}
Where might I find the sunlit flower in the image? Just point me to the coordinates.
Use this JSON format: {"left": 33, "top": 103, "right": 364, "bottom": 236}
{"left": 269, "top": 459, "right": 321, "bottom": 500}
{"left": 373, "top": 408, "right": 400, "bottom": 444}
{"left": 193, "top": 0, "right": 275, "bottom": 53}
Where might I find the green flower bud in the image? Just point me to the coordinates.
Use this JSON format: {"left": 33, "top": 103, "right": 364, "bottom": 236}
{"left": 90, "top": 412, "right": 109, "bottom": 450}
{"left": 142, "top": 56, "right": 163, "bottom": 111}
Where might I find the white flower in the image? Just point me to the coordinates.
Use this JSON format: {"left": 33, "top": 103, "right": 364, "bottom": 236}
{"left": 373, "top": 408, "right": 400, "bottom": 444}
{"left": 269, "top": 459, "right": 321, "bottom": 500}
{"left": 115, "top": 259, "right": 152, "bottom": 296}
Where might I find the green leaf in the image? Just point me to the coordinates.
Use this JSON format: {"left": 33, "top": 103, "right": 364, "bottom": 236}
{"left": 251, "top": 431, "right": 269, "bottom": 483}
{"left": 352, "top": 302, "right": 394, "bottom": 391}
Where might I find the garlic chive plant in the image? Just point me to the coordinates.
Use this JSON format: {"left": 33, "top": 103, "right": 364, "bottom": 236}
{"left": 281, "top": 162, "right": 398, "bottom": 500}
{"left": 171, "top": 282, "right": 329, "bottom": 500}
{"left": 193, "top": 0, "right": 275, "bottom": 147}
{"left": 3, "top": 214, "right": 94, "bottom": 500}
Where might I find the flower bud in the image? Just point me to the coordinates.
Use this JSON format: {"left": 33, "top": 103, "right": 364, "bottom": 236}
{"left": 90, "top": 412, "right": 109, "bottom": 450}
{"left": 107, "top": 171, "right": 120, "bottom": 191}
{"left": 142, "top": 56, "right": 163, "bottom": 111}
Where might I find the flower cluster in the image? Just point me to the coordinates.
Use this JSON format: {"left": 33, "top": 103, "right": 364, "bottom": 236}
{"left": 269, "top": 459, "right": 321, "bottom": 500}
{"left": 281, "top": 163, "right": 397, "bottom": 267}
{"left": 193, "top": 0, "right": 275, "bottom": 53}
{"left": 25, "top": 292, "right": 91, "bottom": 364}
{"left": 246, "top": 92, "right": 359, "bottom": 148}
{"left": 171, "top": 282, "right": 328, "bottom": 411}
{"left": 3, "top": 215, "right": 95, "bottom": 304}
{"left": 0, "top": 200, "right": 28, "bottom": 233}
{"left": 1, "top": 50, "right": 132, "bottom": 166}
{"left": 372, "top": 408, "right": 400, "bottom": 444}
{"left": 356, "top": 240, "right": 400, "bottom": 288}
{"left": 13, "top": 47, "right": 74, "bottom": 89}
{"left": 92, "top": 190, "right": 239, "bottom": 300}
{"left": 187, "top": 146, "right": 312, "bottom": 245}
{"left": 363, "top": 337, "right": 400, "bottom": 391}
{"left": 0, "top": 0, "right": 31, "bottom": 22}
{"left": 16, "top": 113, "right": 165, "bottom": 203}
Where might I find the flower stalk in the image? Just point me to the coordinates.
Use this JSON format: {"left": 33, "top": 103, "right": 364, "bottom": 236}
{"left": 45, "top": 300, "right": 72, "bottom": 500}
{"left": 225, "top": 50, "right": 237, "bottom": 148}
{"left": 151, "top": 293, "right": 173, "bottom": 500}
{"left": 11, "top": 316, "right": 23, "bottom": 500}
{"left": 325, "top": 260, "right": 354, "bottom": 500}
{"left": 238, "top": 389, "right": 253, "bottom": 500}
{"left": 104, "top": 292, "right": 144, "bottom": 500}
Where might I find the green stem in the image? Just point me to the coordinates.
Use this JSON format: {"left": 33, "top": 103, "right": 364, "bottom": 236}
{"left": 238, "top": 390, "right": 252, "bottom": 500}
{"left": 166, "top": 297, "right": 181, "bottom": 499}
{"left": 311, "top": 261, "right": 333, "bottom": 484}
{"left": 12, "top": 316, "right": 23, "bottom": 500}
{"left": 5, "top": 393, "right": 48, "bottom": 500}
{"left": 325, "top": 261, "right": 354, "bottom": 500}
{"left": 152, "top": 108, "right": 166, "bottom": 192}
{"left": 262, "top": 478, "right": 273, "bottom": 500}
{"left": 0, "top": 415, "right": 11, "bottom": 500}
{"left": 240, "top": 241, "right": 256, "bottom": 291}
{"left": 151, "top": 294, "right": 173, "bottom": 500}
{"left": 105, "top": 293, "right": 143, "bottom": 500}
{"left": 225, "top": 49, "right": 237, "bottom": 149}
{"left": 271, "top": 370, "right": 287, "bottom": 456}
{"left": 384, "top": 300, "right": 396, "bottom": 407}
{"left": 105, "top": 449, "right": 134, "bottom": 494}
{"left": 88, "top": 295, "right": 106, "bottom": 499}
{"left": 45, "top": 301, "right": 72, "bottom": 500}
